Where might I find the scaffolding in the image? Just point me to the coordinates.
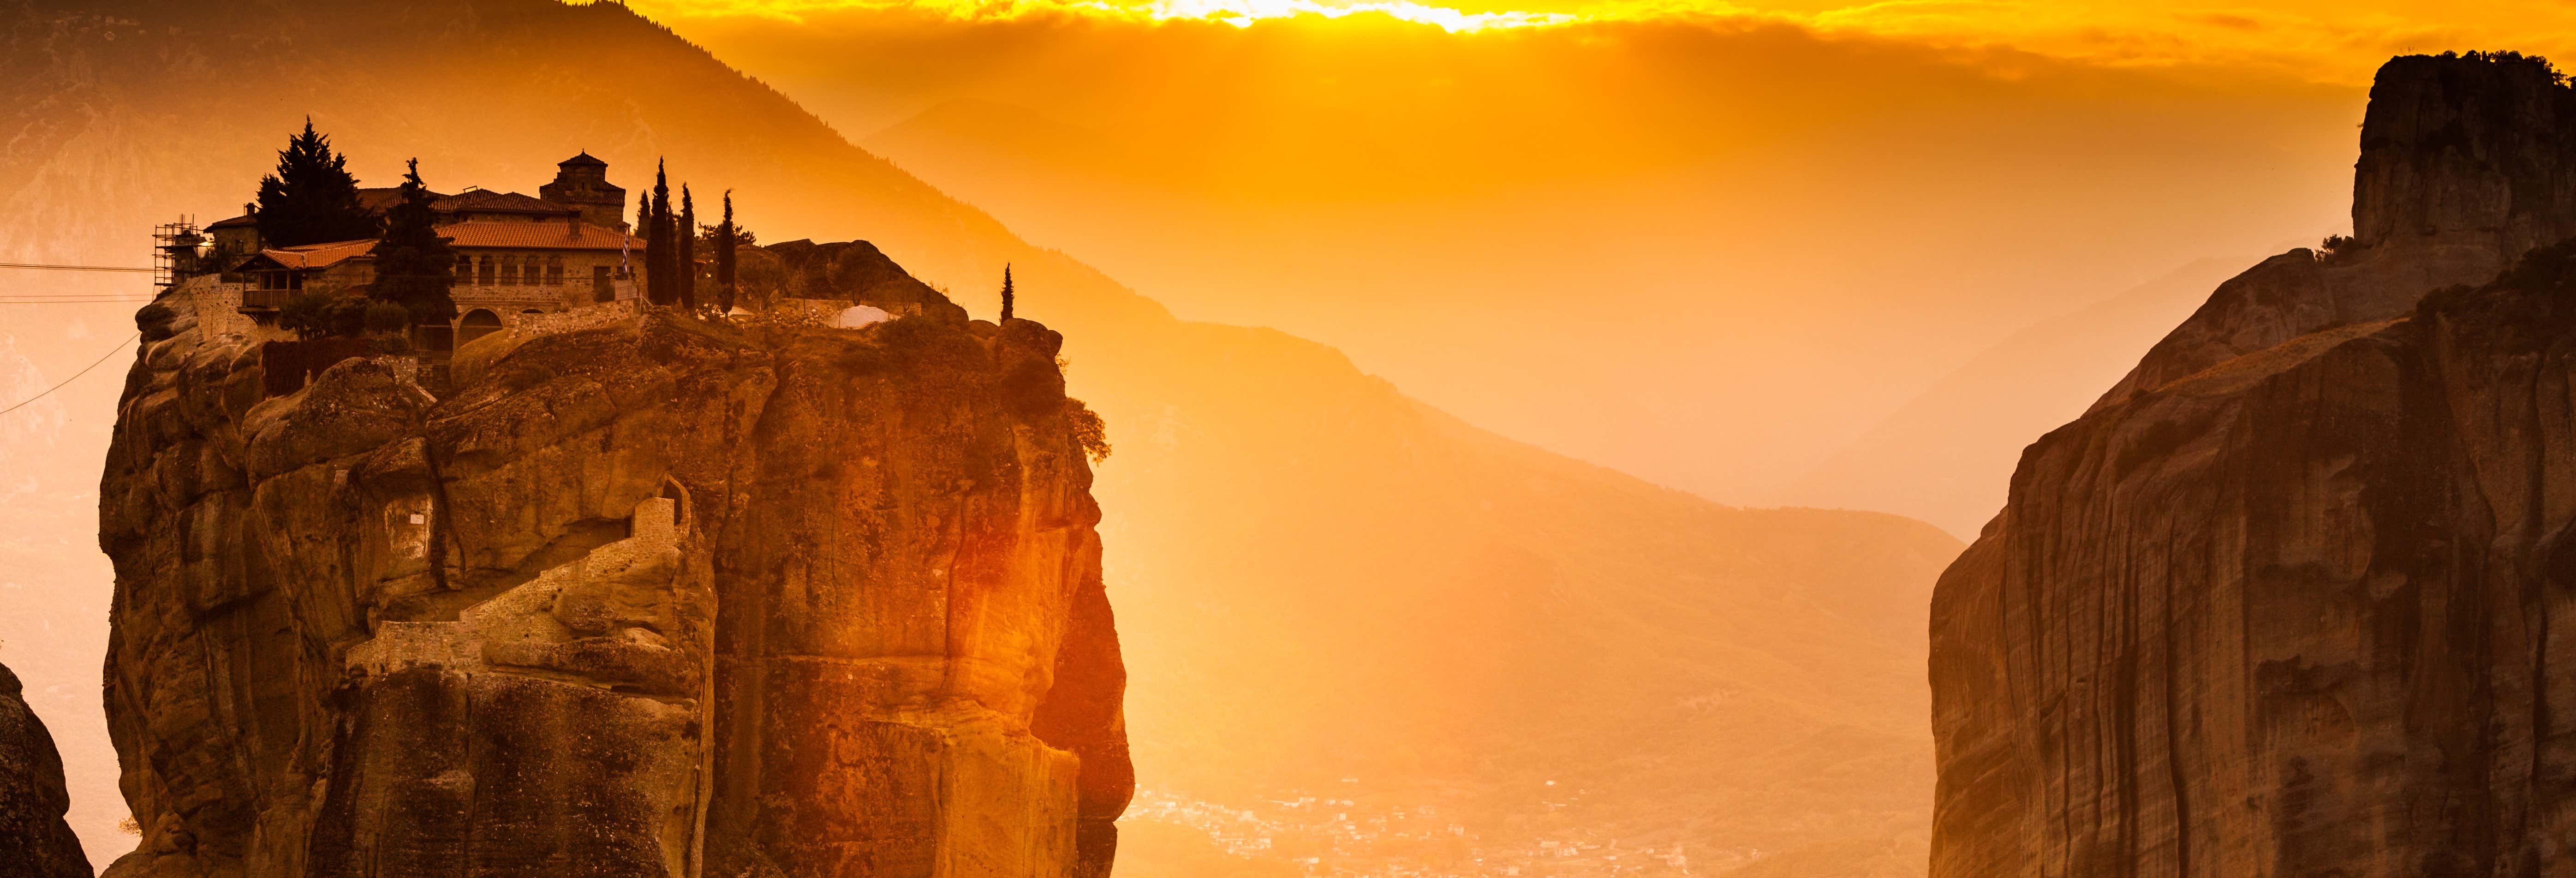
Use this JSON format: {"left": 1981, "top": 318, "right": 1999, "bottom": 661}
{"left": 152, "top": 217, "right": 204, "bottom": 290}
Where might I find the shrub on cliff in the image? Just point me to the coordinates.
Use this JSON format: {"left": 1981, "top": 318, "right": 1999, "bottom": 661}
{"left": 1068, "top": 399, "right": 1111, "bottom": 463}
{"left": 2445, "top": 50, "right": 2568, "bottom": 85}
{"left": 362, "top": 301, "right": 413, "bottom": 336}
{"left": 277, "top": 291, "right": 368, "bottom": 340}
{"left": 2416, "top": 235, "right": 2576, "bottom": 349}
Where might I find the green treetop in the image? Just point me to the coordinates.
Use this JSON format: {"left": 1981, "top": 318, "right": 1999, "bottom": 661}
{"left": 254, "top": 119, "right": 379, "bottom": 248}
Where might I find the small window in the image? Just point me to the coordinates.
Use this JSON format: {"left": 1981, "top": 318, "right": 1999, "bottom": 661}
{"left": 477, "top": 257, "right": 495, "bottom": 287}
{"left": 546, "top": 256, "right": 564, "bottom": 286}
{"left": 499, "top": 257, "right": 519, "bottom": 287}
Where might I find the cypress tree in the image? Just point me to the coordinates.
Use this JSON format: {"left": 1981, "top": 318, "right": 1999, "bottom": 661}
{"left": 649, "top": 160, "right": 674, "bottom": 305}
{"left": 716, "top": 191, "right": 739, "bottom": 314}
{"left": 254, "top": 119, "right": 379, "bottom": 248}
{"left": 1000, "top": 264, "right": 1015, "bottom": 322}
{"left": 678, "top": 185, "right": 698, "bottom": 312}
{"left": 372, "top": 158, "right": 457, "bottom": 326}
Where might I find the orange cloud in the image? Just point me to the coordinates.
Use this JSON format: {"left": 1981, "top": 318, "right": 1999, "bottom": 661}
{"left": 623, "top": 0, "right": 2576, "bottom": 81}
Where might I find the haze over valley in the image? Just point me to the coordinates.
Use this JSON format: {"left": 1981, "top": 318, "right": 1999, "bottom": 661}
{"left": 6, "top": 1, "right": 2575, "bottom": 877}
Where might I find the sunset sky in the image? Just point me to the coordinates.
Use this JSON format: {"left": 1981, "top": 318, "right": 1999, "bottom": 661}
{"left": 7, "top": 1, "right": 2575, "bottom": 872}
{"left": 598, "top": 0, "right": 2547, "bottom": 513}
{"left": 631, "top": 0, "right": 2575, "bottom": 81}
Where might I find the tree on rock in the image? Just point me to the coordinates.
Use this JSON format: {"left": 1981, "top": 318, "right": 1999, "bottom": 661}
{"left": 715, "top": 190, "right": 739, "bottom": 314}
{"left": 1000, "top": 264, "right": 1015, "bottom": 321}
{"left": 679, "top": 185, "right": 698, "bottom": 312}
{"left": 372, "top": 159, "right": 457, "bottom": 327}
{"left": 647, "top": 160, "right": 674, "bottom": 305}
{"left": 255, "top": 119, "right": 378, "bottom": 248}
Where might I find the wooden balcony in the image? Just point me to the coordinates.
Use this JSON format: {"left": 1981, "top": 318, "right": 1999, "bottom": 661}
{"left": 239, "top": 287, "right": 292, "bottom": 310}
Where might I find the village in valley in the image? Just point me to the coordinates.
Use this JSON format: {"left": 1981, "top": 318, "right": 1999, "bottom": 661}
{"left": 155, "top": 122, "right": 927, "bottom": 395}
{"left": 1132, "top": 783, "right": 1749, "bottom": 878}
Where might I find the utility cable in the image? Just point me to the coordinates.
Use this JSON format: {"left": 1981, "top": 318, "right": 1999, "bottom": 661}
{"left": 0, "top": 262, "right": 155, "bottom": 273}
{"left": 0, "top": 332, "right": 141, "bottom": 417}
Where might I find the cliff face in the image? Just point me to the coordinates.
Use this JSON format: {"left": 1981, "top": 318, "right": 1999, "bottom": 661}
{"left": 97, "top": 276, "right": 1127, "bottom": 876}
{"left": 1930, "top": 55, "right": 2576, "bottom": 878}
{"left": 2095, "top": 54, "right": 2576, "bottom": 410}
{"left": 0, "top": 661, "right": 90, "bottom": 877}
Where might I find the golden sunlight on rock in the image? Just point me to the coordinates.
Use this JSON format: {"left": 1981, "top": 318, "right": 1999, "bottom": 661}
{"left": 4, "top": 1, "right": 2576, "bottom": 877}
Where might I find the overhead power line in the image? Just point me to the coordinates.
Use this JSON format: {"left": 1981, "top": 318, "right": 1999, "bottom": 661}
{"left": 0, "top": 332, "right": 141, "bottom": 418}
{"left": 0, "top": 262, "right": 155, "bottom": 273}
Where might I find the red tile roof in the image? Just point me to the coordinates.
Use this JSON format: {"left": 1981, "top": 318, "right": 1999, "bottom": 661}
{"left": 433, "top": 189, "right": 574, "bottom": 216}
{"left": 208, "top": 214, "right": 256, "bottom": 229}
{"left": 436, "top": 220, "right": 640, "bottom": 251}
{"left": 235, "top": 239, "right": 379, "bottom": 272}
{"left": 357, "top": 187, "right": 427, "bottom": 214}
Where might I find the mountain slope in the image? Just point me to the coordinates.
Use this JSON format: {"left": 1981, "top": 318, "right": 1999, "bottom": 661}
{"left": 3, "top": 1, "right": 1959, "bottom": 872}
{"left": 1787, "top": 257, "right": 2250, "bottom": 536}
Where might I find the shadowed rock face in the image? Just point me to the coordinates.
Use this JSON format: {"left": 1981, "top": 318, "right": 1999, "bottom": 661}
{"left": 0, "top": 662, "right": 90, "bottom": 878}
{"left": 2095, "top": 54, "right": 2576, "bottom": 411}
{"left": 1930, "top": 53, "right": 2576, "bottom": 878}
{"left": 97, "top": 278, "right": 1127, "bottom": 876}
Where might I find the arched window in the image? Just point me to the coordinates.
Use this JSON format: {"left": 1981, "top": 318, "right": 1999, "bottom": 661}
{"left": 458, "top": 309, "right": 504, "bottom": 346}
{"left": 454, "top": 255, "right": 473, "bottom": 283}
{"left": 545, "top": 255, "right": 565, "bottom": 286}
{"left": 498, "top": 257, "right": 519, "bottom": 287}
{"left": 476, "top": 256, "right": 495, "bottom": 287}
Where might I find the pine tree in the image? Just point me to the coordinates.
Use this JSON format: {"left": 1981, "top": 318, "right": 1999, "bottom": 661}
{"left": 254, "top": 119, "right": 379, "bottom": 248}
{"left": 1000, "top": 264, "right": 1015, "bottom": 322}
{"left": 678, "top": 185, "right": 698, "bottom": 312}
{"left": 716, "top": 191, "right": 739, "bottom": 314}
{"left": 371, "top": 158, "right": 457, "bottom": 326}
{"left": 648, "top": 160, "right": 674, "bottom": 305}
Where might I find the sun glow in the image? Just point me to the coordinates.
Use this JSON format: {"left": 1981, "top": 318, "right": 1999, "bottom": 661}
{"left": 1145, "top": 0, "right": 1576, "bottom": 30}
{"left": 625, "top": 0, "right": 1586, "bottom": 31}
{"left": 631, "top": 0, "right": 2576, "bottom": 80}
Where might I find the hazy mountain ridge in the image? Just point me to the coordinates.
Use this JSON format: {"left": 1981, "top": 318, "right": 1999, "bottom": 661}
{"left": 3, "top": 1, "right": 1962, "bottom": 873}
{"left": 1788, "top": 257, "right": 2251, "bottom": 536}
{"left": 783, "top": 9, "right": 2362, "bottom": 509}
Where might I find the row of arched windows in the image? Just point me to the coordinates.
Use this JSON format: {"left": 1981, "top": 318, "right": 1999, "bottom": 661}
{"left": 454, "top": 254, "right": 567, "bottom": 287}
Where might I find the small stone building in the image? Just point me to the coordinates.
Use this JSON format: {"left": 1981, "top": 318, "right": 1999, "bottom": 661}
{"left": 227, "top": 153, "right": 646, "bottom": 349}
{"left": 537, "top": 151, "right": 628, "bottom": 232}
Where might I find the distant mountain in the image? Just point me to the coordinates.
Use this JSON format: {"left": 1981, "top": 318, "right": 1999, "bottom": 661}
{"left": 1, "top": 1, "right": 1960, "bottom": 873}
{"left": 810, "top": 18, "right": 2363, "bottom": 507}
{"left": 1786, "top": 258, "right": 2252, "bottom": 537}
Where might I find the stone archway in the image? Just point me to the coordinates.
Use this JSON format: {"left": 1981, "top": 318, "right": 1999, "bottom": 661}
{"left": 458, "top": 309, "right": 504, "bottom": 346}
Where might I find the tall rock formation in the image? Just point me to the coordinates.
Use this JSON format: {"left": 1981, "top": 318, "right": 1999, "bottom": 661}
{"left": 96, "top": 252, "right": 1128, "bottom": 877}
{"left": 2094, "top": 53, "right": 2576, "bottom": 409}
{"left": 0, "top": 660, "right": 91, "bottom": 877}
{"left": 1930, "top": 54, "right": 2576, "bottom": 877}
